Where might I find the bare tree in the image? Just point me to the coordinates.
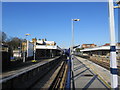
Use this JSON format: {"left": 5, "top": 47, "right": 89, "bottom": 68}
{"left": 0, "top": 32, "right": 7, "bottom": 43}
{"left": 7, "top": 37, "right": 23, "bottom": 50}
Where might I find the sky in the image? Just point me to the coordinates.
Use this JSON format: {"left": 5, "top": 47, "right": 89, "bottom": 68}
{"left": 2, "top": 2, "right": 119, "bottom": 48}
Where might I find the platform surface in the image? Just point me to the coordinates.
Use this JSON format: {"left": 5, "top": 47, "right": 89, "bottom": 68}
{"left": 72, "top": 56, "right": 120, "bottom": 89}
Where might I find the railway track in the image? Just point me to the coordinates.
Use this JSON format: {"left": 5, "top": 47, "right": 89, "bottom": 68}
{"left": 49, "top": 60, "right": 68, "bottom": 89}
{"left": 30, "top": 56, "right": 68, "bottom": 89}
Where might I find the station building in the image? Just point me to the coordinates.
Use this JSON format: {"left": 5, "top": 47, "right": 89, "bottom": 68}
{"left": 32, "top": 38, "right": 63, "bottom": 60}
{"left": 80, "top": 43, "right": 120, "bottom": 60}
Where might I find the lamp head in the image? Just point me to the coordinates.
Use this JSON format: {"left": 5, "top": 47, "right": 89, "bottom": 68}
{"left": 73, "top": 19, "right": 80, "bottom": 21}
{"left": 25, "top": 33, "right": 30, "bottom": 36}
{"left": 116, "top": 0, "right": 120, "bottom": 5}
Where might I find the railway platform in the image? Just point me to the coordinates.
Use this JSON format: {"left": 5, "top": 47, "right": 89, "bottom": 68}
{"left": 1, "top": 56, "right": 60, "bottom": 80}
{"left": 71, "top": 56, "right": 120, "bottom": 89}
{"left": 0, "top": 56, "right": 65, "bottom": 89}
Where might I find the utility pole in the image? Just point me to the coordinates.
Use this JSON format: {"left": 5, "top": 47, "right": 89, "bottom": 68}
{"left": 108, "top": 0, "right": 119, "bottom": 89}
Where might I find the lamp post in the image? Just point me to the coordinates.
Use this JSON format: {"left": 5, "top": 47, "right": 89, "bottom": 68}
{"left": 71, "top": 19, "right": 80, "bottom": 88}
{"left": 71, "top": 19, "right": 80, "bottom": 70}
{"left": 108, "top": 0, "right": 120, "bottom": 89}
{"left": 33, "top": 38, "right": 37, "bottom": 61}
{"left": 23, "top": 33, "right": 30, "bottom": 62}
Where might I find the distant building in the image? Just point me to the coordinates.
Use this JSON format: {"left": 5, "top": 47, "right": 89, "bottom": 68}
{"left": 81, "top": 44, "right": 97, "bottom": 49}
{"left": 22, "top": 41, "right": 34, "bottom": 59}
{"left": 35, "top": 39, "right": 56, "bottom": 46}
{"left": 102, "top": 43, "right": 120, "bottom": 46}
{"left": 80, "top": 43, "right": 120, "bottom": 60}
{"left": 117, "top": 43, "right": 120, "bottom": 59}
{"left": 22, "top": 42, "right": 27, "bottom": 51}
{"left": 102, "top": 43, "right": 110, "bottom": 46}
{"left": 117, "top": 43, "right": 120, "bottom": 46}
{"left": 1, "top": 44, "right": 12, "bottom": 70}
{"left": 32, "top": 38, "right": 37, "bottom": 43}
{"left": 13, "top": 50, "right": 21, "bottom": 58}
{"left": 1, "top": 44, "right": 9, "bottom": 52}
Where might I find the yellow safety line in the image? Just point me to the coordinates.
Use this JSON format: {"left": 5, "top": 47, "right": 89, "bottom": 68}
{"left": 90, "top": 66, "right": 111, "bottom": 89}
{"left": 76, "top": 56, "right": 111, "bottom": 89}
{"left": 60, "top": 64, "right": 68, "bottom": 89}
